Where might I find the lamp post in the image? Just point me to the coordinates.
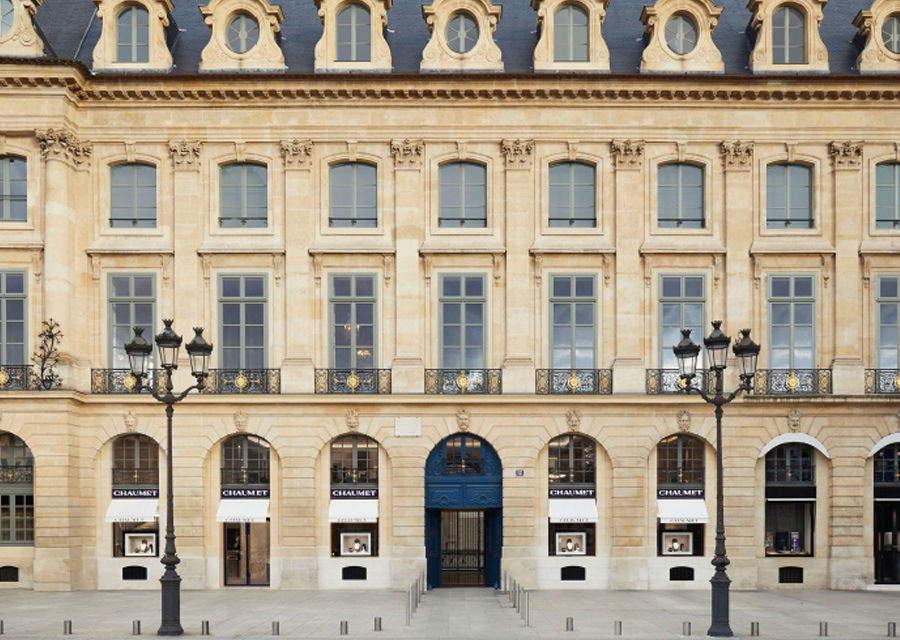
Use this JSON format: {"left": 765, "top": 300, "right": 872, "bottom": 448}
{"left": 124, "top": 320, "right": 213, "bottom": 637}
{"left": 672, "top": 321, "right": 760, "bottom": 638}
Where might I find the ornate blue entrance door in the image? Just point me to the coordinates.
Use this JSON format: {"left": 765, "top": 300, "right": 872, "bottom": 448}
{"left": 425, "top": 434, "right": 502, "bottom": 588}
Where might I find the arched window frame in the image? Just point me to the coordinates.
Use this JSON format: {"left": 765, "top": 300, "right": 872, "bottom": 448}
{"left": 638, "top": 0, "right": 724, "bottom": 73}
{"left": 112, "top": 434, "right": 159, "bottom": 487}
{"left": 330, "top": 434, "right": 379, "bottom": 487}
{"left": 747, "top": 0, "right": 828, "bottom": 73}
{"left": 875, "top": 444, "right": 900, "bottom": 484}
{"left": 765, "top": 442, "right": 815, "bottom": 484}
{"left": 438, "top": 161, "right": 488, "bottom": 228}
{"left": 657, "top": 434, "right": 705, "bottom": 487}
{"left": 765, "top": 162, "right": 814, "bottom": 230}
{"left": 0, "top": 432, "right": 34, "bottom": 545}
{"left": 328, "top": 161, "right": 378, "bottom": 228}
{"left": 553, "top": 3, "right": 589, "bottom": 62}
{"left": 91, "top": 0, "right": 173, "bottom": 71}
{"left": 0, "top": 155, "right": 26, "bottom": 223}
{"left": 548, "top": 161, "right": 596, "bottom": 228}
{"left": 772, "top": 4, "right": 806, "bottom": 64}
{"left": 656, "top": 162, "right": 705, "bottom": 229}
{"left": 548, "top": 434, "right": 596, "bottom": 487}
{"left": 420, "top": 0, "right": 504, "bottom": 71}
{"left": 335, "top": 3, "right": 372, "bottom": 61}
{"left": 115, "top": 4, "right": 150, "bottom": 63}
{"left": 221, "top": 434, "right": 270, "bottom": 487}
{"left": 198, "top": 0, "right": 286, "bottom": 72}
{"left": 219, "top": 161, "right": 269, "bottom": 229}
{"left": 532, "top": 0, "right": 609, "bottom": 72}
{"left": 876, "top": 162, "right": 900, "bottom": 230}
{"left": 444, "top": 434, "right": 483, "bottom": 475}
{"left": 854, "top": 0, "right": 900, "bottom": 73}
{"left": 110, "top": 162, "right": 157, "bottom": 228}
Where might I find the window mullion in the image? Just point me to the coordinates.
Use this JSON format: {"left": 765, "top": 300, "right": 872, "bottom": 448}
{"left": 131, "top": 10, "right": 138, "bottom": 61}
{"left": 568, "top": 164, "right": 575, "bottom": 223}
{"left": 242, "top": 166, "right": 249, "bottom": 225}
{"left": 783, "top": 166, "right": 791, "bottom": 225}
{"left": 350, "top": 7, "right": 358, "bottom": 60}
{"left": 351, "top": 165, "right": 357, "bottom": 224}
{"left": 459, "top": 164, "right": 466, "bottom": 223}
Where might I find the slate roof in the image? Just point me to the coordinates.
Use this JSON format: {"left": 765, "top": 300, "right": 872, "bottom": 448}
{"left": 27, "top": 0, "right": 874, "bottom": 75}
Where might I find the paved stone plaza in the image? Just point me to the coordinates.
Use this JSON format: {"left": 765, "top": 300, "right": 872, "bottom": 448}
{"left": 0, "top": 587, "right": 898, "bottom": 639}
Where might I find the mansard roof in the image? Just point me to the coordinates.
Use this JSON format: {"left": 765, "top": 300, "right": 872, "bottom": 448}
{"left": 21, "top": 0, "right": 880, "bottom": 75}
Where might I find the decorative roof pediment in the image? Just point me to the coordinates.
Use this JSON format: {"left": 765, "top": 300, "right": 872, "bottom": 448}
{"left": 639, "top": 0, "right": 724, "bottom": 73}
{"left": 199, "top": 0, "right": 285, "bottom": 72}
{"left": 313, "top": 0, "right": 392, "bottom": 72}
{"left": 531, "top": 0, "right": 610, "bottom": 72}
{"left": 92, "top": 0, "right": 174, "bottom": 71}
{"left": 853, "top": 0, "right": 900, "bottom": 73}
{"left": 0, "top": 0, "right": 43, "bottom": 57}
{"left": 747, "top": 0, "right": 829, "bottom": 73}
{"left": 420, "top": 0, "right": 503, "bottom": 72}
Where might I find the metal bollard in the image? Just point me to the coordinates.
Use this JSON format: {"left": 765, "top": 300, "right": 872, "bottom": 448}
{"left": 566, "top": 617, "right": 574, "bottom": 632}
{"left": 406, "top": 588, "right": 411, "bottom": 626}
{"left": 889, "top": 622, "right": 897, "bottom": 638}
{"left": 520, "top": 590, "right": 525, "bottom": 618}
{"left": 132, "top": 620, "right": 141, "bottom": 635}
{"left": 340, "top": 621, "right": 348, "bottom": 636}
{"left": 272, "top": 621, "right": 280, "bottom": 636}
{"left": 614, "top": 621, "right": 623, "bottom": 636}
{"left": 374, "top": 617, "right": 382, "bottom": 632}
{"left": 0, "top": 620, "right": 4, "bottom": 635}
{"left": 820, "top": 622, "right": 828, "bottom": 637}
{"left": 63, "top": 621, "right": 72, "bottom": 635}
{"left": 683, "top": 621, "right": 691, "bottom": 636}
{"left": 751, "top": 622, "right": 760, "bottom": 637}
{"left": 524, "top": 592, "right": 530, "bottom": 628}
{"left": 201, "top": 621, "right": 210, "bottom": 636}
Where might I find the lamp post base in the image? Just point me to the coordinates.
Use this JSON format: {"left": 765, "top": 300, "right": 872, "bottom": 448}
{"left": 158, "top": 573, "right": 183, "bottom": 636}
{"left": 708, "top": 571, "right": 733, "bottom": 637}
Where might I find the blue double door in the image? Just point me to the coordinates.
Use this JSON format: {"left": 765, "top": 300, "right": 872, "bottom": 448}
{"left": 424, "top": 434, "right": 502, "bottom": 588}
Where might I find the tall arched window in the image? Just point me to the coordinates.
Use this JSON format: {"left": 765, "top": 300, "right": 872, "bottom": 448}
{"left": 0, "top": 156, "right": 26, "bottom": 222}
{"left": 0, "top": 432, "right": 34, "bottom": 544}
{"left": 875, "top": 444, "right": 900, "bottom": 584}
{"left": 548, "top": 434, "right": 595, "bottom": 486}
{"left": 876, "top": 163, "right": 900, "bottom": 229}
{"left": 549, "top": 161, "right": 595, "bottom": 227}
{"left": 112, "top": 434, "right": 159, "bottom": 486}
{"left": 765, "top": 443, "right": 815, "bottom": 555}
{"left": 553, "top": 4, "right": 588, "bottom": 62}
{"left": 111, "top": 163, "right": 156, "bottom": 228}
{"left": 220, "top": 163, "right": 268, "bottom": 228}
{"left": 658, "top": 163, "right": 704, "bottom": 229}
{"left": 221, "top": 435, "right": 270, "bottom": 486}
{"left": 772, "top": 5, "right": 805, "bottom": 64}
{"left": 657, "top": 435, "right": 704, "bottom": 486}
{"left": 766, "top": 163, "right": 812, "bottom": 229}
{"left": 329, "top": 162, "right": 377, "bottom": 227}
{"left": 439, "top": 162, "right": 487, "bottom": 228}
{"left": 331, "top": 434, "right": 379, "bottom": 486}
{"left": 116, "top": 4, "right": 150, "bottom": 63}
{"left": 444, "top": 434, "right": 482, "bottom": 474}
{"left": 336, "top": 4, "right": 371, "bottom": 61}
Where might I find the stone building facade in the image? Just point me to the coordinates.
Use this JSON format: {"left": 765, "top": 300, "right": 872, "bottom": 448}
{"left": 0, "top": 0, "right": 899, "bottom": 593}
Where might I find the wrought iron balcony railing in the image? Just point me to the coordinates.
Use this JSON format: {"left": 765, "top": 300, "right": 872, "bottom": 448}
{"left": 646, "top": 369, "right": 713, "bottom": 395}
{"left": 0, "top": 365, "right": 35, "bottom": 391}
{"left": 91, "top": 369, "right": 168, "bottom": 394}
{"left": 221, "top": 468, "right": 270, "bottom": 485}
{"left": 315, "top": 369, "right": 392, "bottom": 394}
{"left": 536, "top": 369, "right": 613, "bottom": 395}
{"left": 753, "top": 369, "right": 832, "bottom": 395}
{"left": 0, "top": 465, "right": 33, "bottom": 484}
{"left": 425, "top": 369, "right": 502, "bottom": 395}
{"left": 112, "top": 468, "right": 160, "bottom": 486}
{"left": 202, "top": 369, "right": 281, "bottom": 394}
{"left": 865, "top": 369, "right": 900, "bottom": 394}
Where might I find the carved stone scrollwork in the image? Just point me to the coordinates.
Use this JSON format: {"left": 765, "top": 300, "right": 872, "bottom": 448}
{"left": 456, "top": 408, "right": 470, "bottom": 432}
{"left": 787, "top": 408, "right": 801, "bottom": 433}
{"left": 391, "top": 139, "right": 425, "bottom": 168}
{"left": 0, "top": 0, "right": 44, "bottom": 56}
{"left": 611, "top": 139, "right": 644, "bottom": 170}
{"left": 829, "top": 141, "right": 864, "bottom": 170}
{"left": 565, "top": 409, "right": 582, "bottom": 432}
{"left": 281, "top": 139, "right": 313, "bottom": 169}
{"left": 36, "top": 129, "right": 92, "bottom": 167}
{"left": 500, "top": 139, "right": 535, "bottom": 169}
{"left": 169, "top": 140, "right": 202, "bottom": 169}
{"left": 639, "top": 0, "right": 723, "bottom": 73}
{"left": 721, "top": 141, "right": 754, "bottom": 170}
{"left": 199, "top": 0, "right": 286, "bottom": 72}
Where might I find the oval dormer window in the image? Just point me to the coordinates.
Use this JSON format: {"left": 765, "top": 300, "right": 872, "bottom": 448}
{"left": 226, "top": 12, "right": 260, "bottom": 54}
{"left": 446, "top": 12, "right": 478, "bottom": 54}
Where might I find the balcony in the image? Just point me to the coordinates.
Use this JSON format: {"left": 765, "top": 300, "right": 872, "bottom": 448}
{"left": 865, "top": 369, "right": 900, "bottom": 394}
{"left": 753, "top": 369, "right": 832, "bottom": 396}
{"left": 0, "top": 465, "right": 33, "bottom": 484}
{"left": 315, "top": 369, "right": 392, "bottom": 394}
{"left": 202, "top": 369, "right": 281, "bottom": 394}
{"left": 646, "top": 369, "right": 713, "bottom": 395}
{"left": 0, "top": 365, "right": 35, "bottom": 391}
{"left": 221, "top": 468, "right": 270, "bottom": 485}
{"left": 425, "top": 369, "right": 502, "bottom": 395}
{"left": 536, "top": 369, "right": 612, "bottom": 395}
{"left": 91, "top": 369, "right": 168, "bottom": 394}
{"left": 112, "top": 468, "right": 160, "bottom": 486}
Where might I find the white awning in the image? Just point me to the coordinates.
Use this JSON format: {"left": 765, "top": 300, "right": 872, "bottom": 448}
{"left": 548, "top": 498, "right": 598, "bottom": 523}
{"left": 328, "top": 499, "right": 379, "bottom": 523}
{"left": 215, "top": 499, "right": 270, "bottom": 523}
{"left": 105, "top": 499, "right": 159, "bottom": 523}
{"left": 657, "top": 499, "right": 709, "bottom": 524}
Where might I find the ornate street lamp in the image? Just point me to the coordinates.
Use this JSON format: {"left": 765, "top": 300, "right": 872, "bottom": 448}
{"left": 673, "top": 321, "right": 760, "bottom": 638}
{"left": 124, "top": 320, "right": 213, "bottom": 637}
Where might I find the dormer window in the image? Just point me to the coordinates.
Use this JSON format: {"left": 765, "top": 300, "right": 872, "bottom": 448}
{"left": 0, "top": 0, "right": 44, "bottom": 57}
{"left": 337, "top": 4, "right": 371, "bottom": 61}
{"left": 554, "top": 4, "right": 588, "bottom": 61}
{"left": 447, "top": 12, "right": 478, "bottom": 53}
{"left": 855, "top": 1, "right": 900, "bottom": 73}
{"left": 116, "top": 5, "right": 150, "bottom": 62}
{"left": 884, "top": 14, "right": 900, "bottom": 52}
{"left": 421, "top": 0, "right": 503, "bottom": 71}
{"left": 226, "top": 12, "right": 260, "bottom": 54}
{"left": 92, "top": 0, "right": 172, "bottom": 71}
{"left": 639, "top": 0, "right": 723, "bottom": 73}
{"left": 773, "top": 5, "right": 805, "bottom": 63}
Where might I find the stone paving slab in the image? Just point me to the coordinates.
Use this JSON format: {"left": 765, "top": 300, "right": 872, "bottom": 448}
{"left": 0, "top": 587, "right": 898, "bottom": 639}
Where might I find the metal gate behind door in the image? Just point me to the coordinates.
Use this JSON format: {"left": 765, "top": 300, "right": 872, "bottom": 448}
{"left": 441, "top": 510, "right": 484, "bottom": 586}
